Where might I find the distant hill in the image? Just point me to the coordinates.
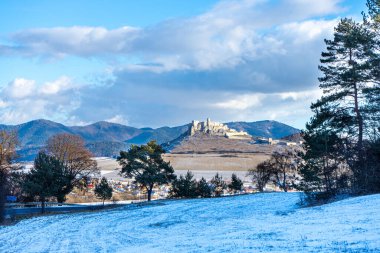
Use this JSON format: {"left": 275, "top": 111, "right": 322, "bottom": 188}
{"left": 281, "top": 132, "right": 304, "bottom": 143}
{"left": 126, "top": 125, "right": 189, "bottom": 145}
{"left": 226, "top": 120, "right": 300, "bottom": 139}
{"left": 71, "top": 121, "right": 142, "bottom": 142}
{"left": 0, "top": 119, "right": 300, "bottom": 160}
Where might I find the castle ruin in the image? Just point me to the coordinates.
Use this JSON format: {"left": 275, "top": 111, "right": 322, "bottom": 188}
{"left": 189, "top": 118, "right": 252, "bottom": 140}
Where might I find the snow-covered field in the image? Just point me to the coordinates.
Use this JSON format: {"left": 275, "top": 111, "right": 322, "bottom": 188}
{"left": 1, "top": 193, "right": 379, "bottom": 252}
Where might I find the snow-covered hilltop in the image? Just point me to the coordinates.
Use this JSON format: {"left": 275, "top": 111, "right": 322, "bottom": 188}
{"left": 0, "top": 193, "right": 379, "bottom": 252}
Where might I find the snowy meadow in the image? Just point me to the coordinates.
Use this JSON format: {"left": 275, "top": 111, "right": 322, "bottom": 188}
{"left": 0, "top": 193, "right": 379, "bottom": 252}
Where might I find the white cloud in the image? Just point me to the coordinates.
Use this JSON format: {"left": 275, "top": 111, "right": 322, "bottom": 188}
{"left": 213, "top": 94, "right": 264, "bottom": 110}
{"left": 0, "top": 0, "right": 344, "bottom": 72}
{"left": 0, "top": 100, "right": 7, "bottom": 108}
{"left": 0, "top": 0, "right": 349, "bottom": 128}
{"left": 0, "top": 77, "right": 81, "bottom": 124}
{"left": 278, "top": 19, "right": 338, "bottom": 44}
{"left": 8, "top": 26, "right": 139, "bottom": 58}
{"left": 4, "top": 78, "right": 35, "bottom": 98}
{"left": 41, "top": 76, "right": 73, "bottom": 95}
{"left": 105, "top": 115, "right": 129, "bottom": 125}
{"left": 278, "top": 90, "right": 323, "bottom": 101}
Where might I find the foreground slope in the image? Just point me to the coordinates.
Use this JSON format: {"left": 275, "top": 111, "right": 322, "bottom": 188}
{"left": 1, "top": 193, "right": 379, "bottom": 252}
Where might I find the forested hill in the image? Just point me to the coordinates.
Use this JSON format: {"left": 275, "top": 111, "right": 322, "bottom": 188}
{"left": 0, "top": 119, "right": 300, "bottom": 160}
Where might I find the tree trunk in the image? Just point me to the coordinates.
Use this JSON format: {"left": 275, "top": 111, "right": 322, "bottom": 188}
{"left": 283, "top": 170, "right": 287, "bottom": 192}
{"left": 354, "top": 84, "right": 364, "bottom": 151}
{"left": 147, "top": 186, "right": 153, "bottom": 202}
{"left": 354, "top": 82, "right": 365, "bottom": 192}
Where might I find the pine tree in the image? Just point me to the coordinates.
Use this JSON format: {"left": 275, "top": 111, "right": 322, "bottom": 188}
{"left": 118, "top": 141, "right": 176, "bottom": 201}
{"left": 94, "top": 177, "right": 113, "bottom": 206}
{"left": 196, "top": 177, "right": 212, "bottom": 198}
{"left": 313, "top": 18, "right": 377, "bottom": 191}
{"left": 23, "top": 152, "right": 67, "bottom": 213}
{"left": 211, "top": 173, "right": 227, "bottom": 197}
{"left": 364, "top": 0, "right": 380, "bottom": 129}
{"left": 228, "top": 173, "right": 243, "bottom": 194}
{"left": 170, "top": 171, "right": 197, "bottom": 198}
{"left": 298, "top": 124, "right": 348, "bottom": 197}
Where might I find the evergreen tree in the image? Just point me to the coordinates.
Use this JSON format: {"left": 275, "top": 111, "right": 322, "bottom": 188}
{"left": 211, "top": 173, "right": 227, "bottom": 197}
{"left": 196, "top": 177, "right": 212, "bottom": 198}
{"left": 364, "top": 0, "right": 380, "bottom": 128}
{"left": 23, "top": 152, "right": 67, "bottom": 213}
{"left": 170, "top": 171, "right": 197, "bottom": 198}
{"left": 228, "top": 173, "right": 243, "bottom": 194}
{"left": 94, "top": 177, "right": 113, "bottom": 206}
{"left": 307, "top": 17, "right": 377, "bottom": 192}
{"left": 298, "top": 124, "right": 348, "bottom": 198}
{"left": 118, "top": 141, "right": 176, "bottom": 201}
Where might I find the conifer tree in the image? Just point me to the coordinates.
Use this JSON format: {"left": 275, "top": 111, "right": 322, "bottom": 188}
{"left": 170, "top": 171, "right": 197, "bottom": 198}
{"left": 211, "top": 173, "right": 227, "bottom": 197}
{"left": 228, "top": 173, "right": 243, "bottom": 194}
{"left": 311, "top": 18, "right": 376, "bottom": 190}
{"left": 196, "top": 177, "right": 212, "bottom": 198}
{"left": 23, "top": 152, "right": 67, "bottom": 213}
{"left": 118, "top": 141, "right": 176, "bottom": 201}
{"left": 94, "top": 177, "right": 113, "bottom": 206}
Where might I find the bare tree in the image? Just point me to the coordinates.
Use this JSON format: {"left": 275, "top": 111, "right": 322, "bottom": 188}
{"left": 0, "top": 130, "right": 18, "bottom": 222}
{"left": 247, "top": 160, "right": 272, "bottom": 192}
{"left": 270, "top": 148, "right": 301, "bottom": 192}
{"left": 45, "top": 133, "right": 98, "bottom": 202}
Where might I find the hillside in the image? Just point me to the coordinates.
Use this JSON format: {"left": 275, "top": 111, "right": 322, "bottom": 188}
{"left": 226, "top": 120, "right": 300, "bottom": 139}
{"left": 0, "top": 119, "right": 300, "bottom": 160}
{"left": 70, "top": 121, "right": 142, "bottom": 142}
{"left": 168, "top": 133, "right": 273, "bottom": 154}
{"left": 0, "top": 193, "right": 379, "bottom": 252}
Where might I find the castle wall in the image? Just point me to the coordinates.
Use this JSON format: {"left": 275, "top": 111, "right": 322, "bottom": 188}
{"left": 189, "top": 118, "right": 252, "bottom": 139}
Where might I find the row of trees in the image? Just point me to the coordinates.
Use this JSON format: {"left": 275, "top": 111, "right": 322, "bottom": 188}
{"left": 170, "top": 171, "right": 243, "bottom": 198}
{"left": 117, "top": 141, "right": 243, "bottom": 201}
{"left": 297, "top": 0, "right": 380, "bottom": 201}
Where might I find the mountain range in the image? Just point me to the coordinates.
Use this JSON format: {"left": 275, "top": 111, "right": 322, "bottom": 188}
{"left": 0, "top": 119, "right": 300, "bottom": 160}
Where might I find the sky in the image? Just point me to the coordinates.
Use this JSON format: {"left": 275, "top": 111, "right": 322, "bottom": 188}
{"left": 0, "top": 0, "right": 368, "bottom": 128}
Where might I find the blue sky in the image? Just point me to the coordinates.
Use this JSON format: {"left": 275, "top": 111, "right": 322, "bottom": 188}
{"left": 0, "top": 0, "right": 368, "bottom": 128}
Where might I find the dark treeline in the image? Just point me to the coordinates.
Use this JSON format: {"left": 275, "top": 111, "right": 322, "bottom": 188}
{"left": 169, "top": 171, "right": 243, "bottom": 199}
{"left": 298, "top": 0, "right": 380, "bottom": 202}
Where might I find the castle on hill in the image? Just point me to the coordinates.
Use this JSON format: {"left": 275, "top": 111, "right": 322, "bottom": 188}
{"left": 189, "top": 118, "right": 252, "bottom": 140}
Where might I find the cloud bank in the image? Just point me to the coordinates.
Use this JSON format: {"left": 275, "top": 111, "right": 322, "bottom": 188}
{"left": 0, "top": 0, "right": 344, "bottom": 128}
